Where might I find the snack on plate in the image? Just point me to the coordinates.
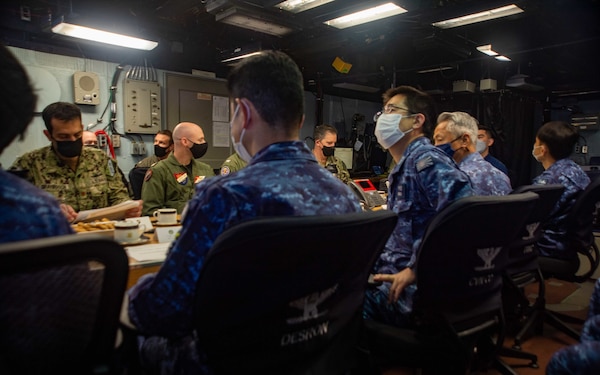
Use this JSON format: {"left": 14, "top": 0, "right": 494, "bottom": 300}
{"left": 72, "top": 218, "right": 115, "bottom": 232}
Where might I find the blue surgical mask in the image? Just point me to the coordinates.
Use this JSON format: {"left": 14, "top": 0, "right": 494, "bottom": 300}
{"left": 375, "top": 113, "right": 413, "bottom": 149}
{"left": 437, "top": 142, "right": 455, "bottom": 158}
{"left": 230, "top": 105, "right": 252, "bottom": 163}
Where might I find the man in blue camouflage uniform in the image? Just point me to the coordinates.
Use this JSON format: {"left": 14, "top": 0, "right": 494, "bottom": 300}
{"left": 0, "top": 43, "right": 73, "bottom": 242}
{"left": 478, "top": 125, "right": 509, "bottom": 176}
{"left": 532, "top": 121, "right": 590, "bottom": 260}
{"left": 434, "top": 111, "right": 511, "bottom": 196}
{"left": 10, "top": 101, "right": 141, "bottom": 220}
{"left": 363, "top": 86, "right": 473, "bottom": 328}
{"left": 547, "top": 277, "right": 600, "bottom": 374}
{"left": 141, "top": 122, "right": 215, "bottom": 216}
{"left": 122, "top": 51, "right": 361, "bottom": 375}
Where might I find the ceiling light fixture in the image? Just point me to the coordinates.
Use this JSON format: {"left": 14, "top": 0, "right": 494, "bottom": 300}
{"left": 432, "top": 4, "right": 524, "bottom": 29}
{"left": 51, "top": 22, "right": 158, "bottom": 51}
{"left": 476, "top": 44, "right": 511, "bottom": 61}
{"left": 221, "top": 51, "right": 263, "bottom": 63}
{"left": 276, "top": 0, "right": 335, "bottom": 13}
{"left": 216, "top": 7, "right": 294, "bottom": 36}
{"left": 324, "top": 3, "right": 407, "bottom": 29}
{"left": 417, "top": 66, "right": 454, "bottom": 74}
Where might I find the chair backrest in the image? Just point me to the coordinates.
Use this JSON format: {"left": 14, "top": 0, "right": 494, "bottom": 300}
{"left": 508, "top": 184, "right": 565, "bottom": 263}
{"left": 566, "top": 177, "right": 600, "bottom": 249}
{"left": 193, "top": 210, "right": 398, "bottom": 375}
{"left": 413, "top": 193, "right": 538, "bottom": 329}
{"left": 128, "top": 167, "right": 149, "bottom": 200}
{"left": 0, "top": 234, "right": 129, "bottom": 375}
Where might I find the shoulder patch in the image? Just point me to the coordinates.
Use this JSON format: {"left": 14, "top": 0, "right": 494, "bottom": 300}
{"left": 144, "top": 169, "right": 153, "bottom": 182}
{"left": 220, "top": 166, "right": 231, "bottom": 176}
{"left": 416, "top": 156, "right": 434, "bottom": 172}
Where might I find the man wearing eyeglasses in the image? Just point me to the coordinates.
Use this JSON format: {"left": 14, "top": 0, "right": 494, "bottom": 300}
{"left": 363, "top": 86, "right": 474, "bottom": 329}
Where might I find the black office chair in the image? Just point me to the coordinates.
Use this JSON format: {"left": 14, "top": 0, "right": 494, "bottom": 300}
{"left": 499, "top": 184, "right": 564, "bottom": 362}
{"left": 128, "top": 167, "right": 149, "bottom": 200}
{"left": 359, "top": 193, "right": 539, "bottom": 375}
{"left": 0, "top": 234, "right": 129, "bottom": 375}
{"left": 193, "top": 210, "right": 398, "bottom": 375}
{"left": 525, "top": 177, "right": 600, "bottom": 342}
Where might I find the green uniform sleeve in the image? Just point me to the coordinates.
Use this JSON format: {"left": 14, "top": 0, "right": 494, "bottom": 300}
{"left": 141, "top": 166, "right": 166, "bottom": 216}
{"left": 107, "top": 158, "right": 131, "bottom": 206}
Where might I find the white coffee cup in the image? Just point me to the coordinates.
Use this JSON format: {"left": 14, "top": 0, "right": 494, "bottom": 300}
{"left": 114, "top": 221, "right": 146, "bottom": 243}
{"left": 153, "top": 208, "right": 178, "bottom": 225}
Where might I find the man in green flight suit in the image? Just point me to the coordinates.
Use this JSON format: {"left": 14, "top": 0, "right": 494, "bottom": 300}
{"left": 141, "top": 122, "right": 215, "bottom": 216}
{"left": 219, "top": 151, "right": 247, "bottom": 176}
{"left": 312, "top": 124, "right": 350, "bottom": 183}
{"left": 11, "top": 102, "right": 141, "bottom": 221}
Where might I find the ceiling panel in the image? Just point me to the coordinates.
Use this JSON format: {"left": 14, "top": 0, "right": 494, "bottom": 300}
{"left": 1, "top": 0, "right": 598, "bottom": 102}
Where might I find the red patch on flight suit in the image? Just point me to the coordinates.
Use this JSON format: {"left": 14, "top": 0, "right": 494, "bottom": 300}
{"left": 174, "top": 172, "right": 188, "bottom": 185}
{"left": 144, "top": 169, "right": 153, "bottom": 182}
{"left": 194, "top": 176, "right": 206, "bottom": 184}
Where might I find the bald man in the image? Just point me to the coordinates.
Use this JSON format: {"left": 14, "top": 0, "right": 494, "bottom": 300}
{"left": 141, "top": 122, "right": 215, "bottom": 216}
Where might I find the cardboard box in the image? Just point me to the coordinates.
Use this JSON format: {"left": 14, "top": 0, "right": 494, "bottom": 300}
{"left": 452, "top": 80, "right": 476, "bottom": 93}
{"left": 480, "top": 78, "right": 497, "bottom": 91}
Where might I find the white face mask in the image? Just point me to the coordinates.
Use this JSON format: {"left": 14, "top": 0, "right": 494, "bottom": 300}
{"left": 531, "top": 145, "right": 542, "bottom": 162}
{"left": 230, "top": 105, "right": 253, "bottom": 163}
{"left": 374, "top": 113, "right": 413, "bottom": 149}
{"left": 476, "top": 139, "right": 487, "bottom": 154}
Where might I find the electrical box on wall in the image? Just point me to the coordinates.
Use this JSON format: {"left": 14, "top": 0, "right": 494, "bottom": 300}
{"left": 124, "top": 79, "right": 162, "bottom": 134}
{"left": 73, "top": 71, "right": 100, "bottom": 105}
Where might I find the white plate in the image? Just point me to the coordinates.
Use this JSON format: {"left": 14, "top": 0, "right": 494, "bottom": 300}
{"left": 75, "top": 229, "right": 114, "bottom": 238}
{"left": 119, "top": 235, "right": 151, "bottom": 246}
{"left": 153, "top": 220, "right": 181, "bottom": 227}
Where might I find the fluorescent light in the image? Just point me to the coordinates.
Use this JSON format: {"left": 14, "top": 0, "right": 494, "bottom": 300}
{"left": 432, "top": 4, "right": 524, "bottom": 29}
{"left": 476, "top": 44, "right": 499, "bottom": 56}
{"left": 324, "top": 3, "right": 407, "bottom": 29}
{"left": 221, "top": 51, "right": 263, "bottom": 63}
{"left": 216, "top": 7, "right": 293, "bottom": 36}
{"left": 417, "top": 66, "right": 454, "bottom": 74}
{"left": 51, "top": 22, "right": 158, "bottom": 50}
{"left": 276, "top": 0, "right": 335, "bottom": 13}
{"left": 495, "top": 55, "right": 511, "bottom": 61}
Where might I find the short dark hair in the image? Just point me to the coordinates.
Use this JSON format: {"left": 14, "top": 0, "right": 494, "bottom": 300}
{"left": 0, "top": 44, "right": 37, "bottom": 152}
{"left": 157, "top": 129, "right": 174, "bottom": 145}
{"left": 227, "top": 50, "right": 304, "bottom": 135}
{"left": 313, "top": 124, "right": 337, "bottom": 141}
{"left": 536, "top": 121, "right": 579, "bottom": 160}
{"left": 382, "top": 85, "right": 437, "bottom": 138}
{"left": 42, "top": 102, "right": 82, "bottom": 133}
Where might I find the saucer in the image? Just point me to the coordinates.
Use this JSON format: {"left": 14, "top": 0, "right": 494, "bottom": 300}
{"left": 153, "top": 220, "right": 181, "bottom": 227}
{"left": 119, "top": 235, "right": 151, "bottom": 246}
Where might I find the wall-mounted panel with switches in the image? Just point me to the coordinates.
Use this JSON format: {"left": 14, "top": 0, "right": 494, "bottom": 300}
{"left": 124, "top": 79, "right": 162, "bottom": 134}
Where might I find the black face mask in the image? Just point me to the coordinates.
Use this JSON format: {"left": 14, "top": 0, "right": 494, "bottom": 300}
{"left": 154, "top": 144, "right": 169, "bottom": 158}
{"left": 322, "top": 145, "right": 335, "bottom": 157}
{"left": 190, "top": 142, "right": 208, "bottom": 159}
{"left": 55, "top": 138, "right": 83, "bottom": 158}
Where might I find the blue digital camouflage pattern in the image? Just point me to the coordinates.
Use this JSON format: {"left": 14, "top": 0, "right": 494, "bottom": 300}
{"left": 484, "top": 153, "right": 509, "bottom": 176}
{"left": 127, "top": 141, "right": 361, "bottom": 375}
{"left": 459, "top": 152, "right": 511, "bottom": 196}
{"left": 0, "top": 169, "right": 73, "bottom": 242}
{"left": 533, "top": 158, "right": 590, "bottom": 259}
{"left": 363, "top": 136, "right": 474, "bottom": 327}
{"left": 547, "top": 278, "right": 600, "bottom": 374}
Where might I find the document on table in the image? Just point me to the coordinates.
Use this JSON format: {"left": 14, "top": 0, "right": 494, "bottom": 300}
{"left": 126, "top": 242, "right": 170, "bottom": 263}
